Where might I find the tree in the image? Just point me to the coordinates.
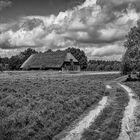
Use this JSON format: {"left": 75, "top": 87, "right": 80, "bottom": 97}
{"left": 9, "top": 55, "right": 22, "bottom": 70}
{"left": 20, "top": 48, "right": 38, "bottom": 62}
{"left": 87, "top": 60, "right": 121, "bottom": 71}
{"left": 122, "top": 20, "right": 140, "bottom": 75}
{"left": 46, "top": 49, "right": 53, "bottom": 53}
{"left": 9, "top": 48, "right": 38, "bottom": 70}
{"left": 124, "top": 21, "right": 140, "bottom": 49}
{"left": 0, "top": 63, "right": 3, "bottom": 72}
{"left": 66, "top": 48, "right": 87, "bottom": 70}
{"left": 104, "top": 65, "right": 111, "bottom": 71}
{"left": 122, "top": 45, "right": 140, "bottom": 75}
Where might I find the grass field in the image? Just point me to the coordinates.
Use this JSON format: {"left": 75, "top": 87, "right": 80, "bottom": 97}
{"left": 0, "top": 71, "right": 120, "bottom": 140}
{"left": 82, "top": 85, "right": 129, "bottom": 140}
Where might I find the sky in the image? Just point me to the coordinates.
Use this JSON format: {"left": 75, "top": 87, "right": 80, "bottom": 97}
{"left": 0, "top": 0, "right": 140, "bottom": 60}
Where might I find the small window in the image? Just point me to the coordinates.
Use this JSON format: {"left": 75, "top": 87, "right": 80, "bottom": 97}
{"left": 70, "top": 59, "right": 73, "bottom": 62}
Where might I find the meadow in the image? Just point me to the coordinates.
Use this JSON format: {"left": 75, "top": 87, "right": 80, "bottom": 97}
{"left": 82, "top": 85, "right": 129, "bottom": 140}
{"left": 0, "top": 71, "right": 120, "bottom": 140}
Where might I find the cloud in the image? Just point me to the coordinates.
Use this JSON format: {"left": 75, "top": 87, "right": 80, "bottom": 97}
{"left": 77, "top": 42, "right": 125, "bottom": 60}
{"left": 0, "top": 0, "right": 12, "bottom": 11}
{"left": 0, "top": 0, "right": 97, "bottom": 49}
{"left": 0, "top": 0, "right": 140, "bottom": 60}
{"left": 63, "top": 0, "right": 140, "bottom": 44}
{"left": 91, "top": 44, "right": 125, "bottom": 57}
{"left": 96, "top": 0, "right": 140, "bottom": 12}
{"left": 0, "top": 26, "right": 43, "bottom": 47}
{"left": 63, "top": 27, "right": 126, "bottom": 44}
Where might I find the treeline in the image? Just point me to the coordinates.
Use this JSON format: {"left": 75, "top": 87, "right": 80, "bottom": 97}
{"left": 0, "top": 47, "right": 87, "bottom": 71}
{"left": 0, "top": 48, "right": 38, "bottom": 71}
{"left": 0, "top": 47, "right": 121, "bottom": 71}
{"left": 87, "top": 60, "right": 121, "bottom": 71}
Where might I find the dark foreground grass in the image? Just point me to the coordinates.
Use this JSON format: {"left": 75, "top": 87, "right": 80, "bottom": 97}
{"left": 82, "top": 85, "right": 129, "bottom": 140}
{"left": 0, "top": 72, "right": 120, "bottom": 140}
{"left": 0, "top": 73, "right": 112, "bottom": 140}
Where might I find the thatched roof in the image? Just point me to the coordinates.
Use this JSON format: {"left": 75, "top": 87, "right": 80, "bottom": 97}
{"left": 21, "top": 51, "right": 79, "bottom": 69}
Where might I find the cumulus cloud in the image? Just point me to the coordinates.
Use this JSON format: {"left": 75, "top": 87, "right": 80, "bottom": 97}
{"left": 0, "top": 0, "right": 97, "bottom": 49}
{"left": 96, "top": 0, "right": 140, "bottom": 12}
{"left": 0, "top": 0, "right": 140, "bottom": 60}
{"left": 0, "top": 25, "right": 44, "bottom": 48}
{"left": 64, "top": 0, "right": 140, "bottom": 44}
{"left": 0, "top": 0, "right": 12, "bottom": 11}
{"left": 91, "top": 44, "right": 125, "bottom": 57}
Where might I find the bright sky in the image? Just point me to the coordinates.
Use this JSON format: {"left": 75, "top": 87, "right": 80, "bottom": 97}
{"left": 0, "top": 0, "right": 140, "bottom": 60}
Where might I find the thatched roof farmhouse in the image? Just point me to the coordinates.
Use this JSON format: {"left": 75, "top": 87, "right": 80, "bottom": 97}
{"left": 20, "top": 51, "right": 80, "bottom": 71}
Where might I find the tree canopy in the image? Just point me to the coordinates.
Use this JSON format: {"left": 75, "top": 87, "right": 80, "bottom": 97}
{"left": 122, "top": 20, "right": 140, "bottom": 75}
{"left": 0, "top": 48, "right": 88, "bottom": 70}
{"left": 0, "top": 47, "right": 121, "bottom": 71}
{"left": 87, "top": 60, "right": 121, "bottom": 71}
{"left": 1, "top": 48, "right": 38, "bottom": 70}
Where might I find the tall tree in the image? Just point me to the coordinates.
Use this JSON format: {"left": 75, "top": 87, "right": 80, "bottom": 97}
{"left": 9, "top": 55, "right": 22, "bottom": 70}
{"left": 124, "top": 20, "right": 140, "bottom": 49}
{"left": 122, "top": 20, "right": 140, "bottom": 75}
{"left": 9, "top": 48, "right": 38, "bottom": 70}
{"left": 20, "top": 48, "right": 38, "bottom": 62}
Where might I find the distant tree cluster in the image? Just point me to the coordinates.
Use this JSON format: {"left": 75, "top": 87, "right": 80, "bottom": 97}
{"left": 0, "top": 47, "right": 88, "bottom": 71}
{"left": 87, "top": 60, "right": 121, "bottom": 71}
{"left": 122, "top": 20, "right": 140, "bottom": 75}
{"left": 0, "top": 47, "right": 121, "bottom": 71}
{"left": 0, "top": 48, "right": 38, "bottom": 70}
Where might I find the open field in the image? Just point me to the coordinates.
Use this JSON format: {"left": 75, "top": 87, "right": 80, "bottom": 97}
{"left": 0, "top": 71, "right": 120, "bottom": 140}
{"left": 81, "top": 84, "right": 129, "bottom": 140}
{"left": 0, "top": 71, "right": 120, "bottom": 80}
{"left": 54, "top": 76, "right": 140, "bottom": 140}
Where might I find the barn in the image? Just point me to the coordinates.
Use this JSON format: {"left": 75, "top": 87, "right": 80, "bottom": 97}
{"left": 20, "top": 51, "right": 81, "bottom": 71}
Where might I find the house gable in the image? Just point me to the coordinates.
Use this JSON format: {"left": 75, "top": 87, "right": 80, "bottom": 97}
{"left": 64, "top": 53, "right": 79, "bottom": 63}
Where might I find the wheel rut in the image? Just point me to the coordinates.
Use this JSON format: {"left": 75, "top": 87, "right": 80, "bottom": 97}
{"left": 61, "top": 96, "right": 108, "bottom": 140}
{"left": 56, "top": 82, "right": 138, "bottom": 140}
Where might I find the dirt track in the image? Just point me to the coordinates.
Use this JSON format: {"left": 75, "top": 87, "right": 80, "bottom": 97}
{"left": 117, "top": 84, "right": 138, "bottom": 140}
{"left": 58, "top": 82, "right": 139, "bottom": 140}
{"left": 62, "top": 96, "right": 108, "bottom": 140}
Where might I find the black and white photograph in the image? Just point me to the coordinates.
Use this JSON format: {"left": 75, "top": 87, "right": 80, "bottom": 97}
{"left": 0, "top": 0, "right": 140, "bottom": 139}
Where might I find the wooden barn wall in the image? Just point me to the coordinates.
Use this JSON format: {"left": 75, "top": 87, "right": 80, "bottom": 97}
{"left": 62, "top": 62, "right": 80, "bottom": 71}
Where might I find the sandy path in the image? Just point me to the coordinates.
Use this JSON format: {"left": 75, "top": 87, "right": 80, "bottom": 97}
{"left": 62, "top": 71, "right": 120, "bottom": 77}
{"left": 61, "top": 83, "right": 138, "bottom": 140}
{"left": 0, "top": 71, "right": 120, "bottom": 80}
{"left": 117, "top": 83, "right": 138, "bottom": 140}
{"left": 106, "top": 85, "right": 112, "bottom": 89}
{"left": 61, "top": 96, "right": 108, "bottom": 140}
